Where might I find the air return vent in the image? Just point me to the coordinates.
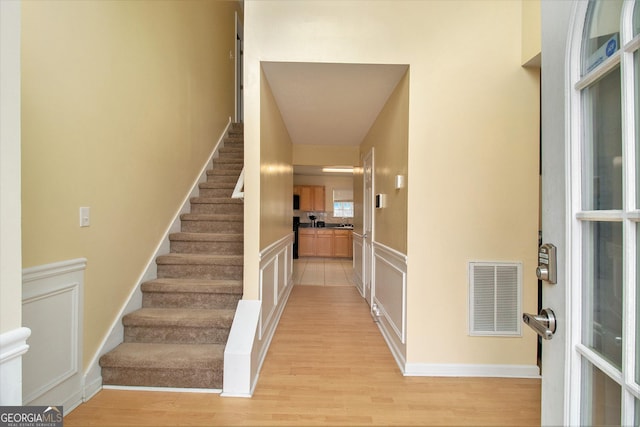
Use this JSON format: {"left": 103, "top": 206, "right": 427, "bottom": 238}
{"left": 469, "top": 262, "right": 521, "bottom": 336}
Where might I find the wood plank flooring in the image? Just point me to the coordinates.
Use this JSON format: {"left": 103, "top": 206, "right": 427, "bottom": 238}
{"left": 65, "top": 260, "right": 541, "bottom": 426}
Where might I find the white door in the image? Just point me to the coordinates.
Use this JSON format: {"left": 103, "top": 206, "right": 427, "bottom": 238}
{"left": 363, "top": 148, "right": 374, "bottom": 306}
{"left": 540, "top": 1, "right": 640, "bottom": 425}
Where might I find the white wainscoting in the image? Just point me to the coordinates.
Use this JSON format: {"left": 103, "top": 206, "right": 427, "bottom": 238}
{"left": 372, "top": 242, "right": 407, "bottom": 372}
{"left": 352, "top": 233, "right": 364, "bottom": 296}
{"left": 222, "top": 233, "right": 294, "bottom": 397}
{"left": 22, "top": 258, "right": 86, "bottom": 411}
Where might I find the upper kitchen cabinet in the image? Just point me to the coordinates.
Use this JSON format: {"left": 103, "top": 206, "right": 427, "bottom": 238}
{"left": 298, "top": 185, "right": 325, "bottom": 211}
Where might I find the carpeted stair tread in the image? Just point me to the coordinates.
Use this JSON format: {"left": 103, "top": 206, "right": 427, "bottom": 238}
{"left": 180, "top": 213, "right": 243, "bottom": 221}
{"left": 169, "top": 232, "right": 242, "bottom": 242}
{"left": 141, "top": 278, "right": 242, "bottom": 294}
{"left": 200, "top": 181, "right": 235, "bottom": 188}
{"left": 190, "top": 197, "right": 244, "bottom": 205}
{"left": 207, "top": 168, "right": 242, "bottom": 176}
{"left": 219, "top": 147, "right": 243, "bottom": 154}
{"left": 100, "top": 342, "right": 224, "bottom": 370}
{"left": 156, "top": 253, "right": 243, "bottom": 265}
{"left": 123, "top": 308, "right": 235, "bottom": 328}
{"left": 214, "top": 157, "right": 243, "bottom": 164}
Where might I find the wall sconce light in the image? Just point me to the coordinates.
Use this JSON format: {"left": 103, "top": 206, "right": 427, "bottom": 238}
{"left": 395, "top": 174, "right": 405, "bottom": 189}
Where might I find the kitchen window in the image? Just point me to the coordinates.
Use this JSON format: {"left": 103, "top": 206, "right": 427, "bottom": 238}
{"left": 333, "top": 189, "right": 354, "bottom": 218}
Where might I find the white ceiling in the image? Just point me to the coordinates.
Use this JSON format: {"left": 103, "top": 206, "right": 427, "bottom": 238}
{"left": 261, "top": 62, "right": 408, "bottom": 148}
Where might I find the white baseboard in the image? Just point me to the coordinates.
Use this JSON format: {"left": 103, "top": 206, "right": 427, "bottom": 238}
{"left": 404, "top": 363, "right": 541, "bottom": 378}
{"left": 103, "top": 385, "right": 221, "bottom": 394}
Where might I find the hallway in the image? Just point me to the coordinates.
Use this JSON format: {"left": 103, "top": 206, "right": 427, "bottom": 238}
{"left": 64, "top": 258, "right": 541, "bottom": 426}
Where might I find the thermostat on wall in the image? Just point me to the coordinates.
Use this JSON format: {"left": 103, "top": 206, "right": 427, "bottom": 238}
{"left": 375, "top": 193, "right": 386, "bottom": 209}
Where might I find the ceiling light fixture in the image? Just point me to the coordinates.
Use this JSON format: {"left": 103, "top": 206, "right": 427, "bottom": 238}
{"left": 322, "top": 167, "right": 354, "bottom": 173}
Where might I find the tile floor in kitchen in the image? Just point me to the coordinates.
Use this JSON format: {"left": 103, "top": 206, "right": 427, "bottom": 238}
{"left": 293, "top": 257, "right": 355, "bottom": 287}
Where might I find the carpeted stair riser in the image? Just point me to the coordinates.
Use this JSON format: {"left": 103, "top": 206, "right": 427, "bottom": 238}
{"left": 169, "top": 233, "right": 243, "bottom": 255}
{"left": 124, "top": 325, "right": 231, "bottom": 345}
{"left": 141, "top": 278, "right": 242, "bottom": 309}
{"left": 123, "top": 308, "right": 235, "bottom": 345}
{"left": 206, "top": 172, "right": 240, "bottom": 184}
{"left": 197, "top": 188, "right": 233, "bottom": 198}
{"left": 100, "top": 343, "right": 224, "bottom": 388}
{"left": 213, "top": 158, "right": 243, "bottom": 169}
{"left": 190, "top": 199, "right": 243, "bottom": 215}
{"left": 143, "top": 290, "right": 241, "bottom": 310}
{"left": 180, "top": 215, "right": 243, "bottom": 233}
{"left": 208, "top": 166, "right": 242, "bottom": 175}
{"left": 219, "top": 146, "right": 243, "bottom": 156}
{"left": 101, "top": 366, "right": 221, "bottom": 389}
{"left": 156, "top": 254, "right": 243, "bottom": 281}
{"left": 198, "top": 182, "right": 235, "bottom": 198}
{"left": 157, "top": 264, "right": 242, "bottom": 281}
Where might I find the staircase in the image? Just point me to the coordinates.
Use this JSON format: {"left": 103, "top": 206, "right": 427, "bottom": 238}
{"left": 99, "top": 123, "right": 244, "bottom": 389}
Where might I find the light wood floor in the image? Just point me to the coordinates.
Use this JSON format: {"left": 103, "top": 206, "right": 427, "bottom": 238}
{"left": 65, "top": 260, "right": 541, "bottom": 426}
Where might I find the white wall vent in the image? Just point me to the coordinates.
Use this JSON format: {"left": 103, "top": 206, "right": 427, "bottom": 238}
{"left": 469, "top": 262, "right": 521, "bottom": 336}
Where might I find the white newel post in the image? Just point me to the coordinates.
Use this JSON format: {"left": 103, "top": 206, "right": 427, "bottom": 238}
{"left": 0, "top": 328, "right": 31, "bottom": 405}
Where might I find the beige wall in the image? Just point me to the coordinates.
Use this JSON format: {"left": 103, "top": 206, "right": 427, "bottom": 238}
{"left": 359, "top": 70, "right": 409, "bottom": 254}
{"left": 522, "top": 0, "right": 541, "bottom": 66}
{"left": 21, "top": 0, "right": 240, "bottom": 368}
{"left": 293, "top": 144, "right": 359, "bottom": 167}
{"left": 259, "top": 69, "right": 294, "bottom": 250}
{"left": 245, "top": 0, "right": 539, "bottom": 366}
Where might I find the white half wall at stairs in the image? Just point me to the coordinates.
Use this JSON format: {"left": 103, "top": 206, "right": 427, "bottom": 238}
{"left": 222, "top": 233, "right": 294, "bottom": 397}
{"left": 83, "top": 118, "right": 233, "bottom": 398}
{"left": 21, "top": 258, "right": 86, "bottom": 411}
{"left": 0, "top": 327, "right": 31, "bottom": 405}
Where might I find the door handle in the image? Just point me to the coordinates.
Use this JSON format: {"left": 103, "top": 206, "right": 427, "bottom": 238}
{"left": 522, "top": 308, "right": 556, "bottom": 340}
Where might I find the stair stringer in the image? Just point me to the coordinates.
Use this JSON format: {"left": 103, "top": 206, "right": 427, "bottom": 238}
{"left": 83, "top": 117, "right": 234, "bottom": 399}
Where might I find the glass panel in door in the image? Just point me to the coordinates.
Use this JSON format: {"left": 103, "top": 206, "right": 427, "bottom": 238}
{"left": 582, "top": 67, "right": 622, "bottom": 211}
{"left": 582, "top": 221, "right": 623, "bottom": 368}
{"left": 580, "top": 360, "right": 621, "bottom": 426}
{"left": 634, "top": 2, "right": 640, "bottom": 36}
{"left": 581, "top": 0, "right": 622, "bottom": 75}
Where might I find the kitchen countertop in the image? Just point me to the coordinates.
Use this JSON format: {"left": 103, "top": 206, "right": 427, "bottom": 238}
{"left": 299, "top": 223, "right": 353, "bottom": 230}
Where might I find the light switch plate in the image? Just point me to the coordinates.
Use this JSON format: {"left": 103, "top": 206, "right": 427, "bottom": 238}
{"left": 80, "top": 207, "right": 90, "bottom": 227}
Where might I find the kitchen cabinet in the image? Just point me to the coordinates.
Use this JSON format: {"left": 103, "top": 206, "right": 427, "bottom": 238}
{"left": 298, "top": 228, "right": 316, "bottom": 257}
{"left": 333, "top": 229, "right": 352, "bottom": 258}
{"left": 315, "top": 230, "right": 334, "bottom": 257}
{"left": 296, "top": 228, "right": 352, "bottom": 258}
{"left": 296, "top": 185, "right": 325, "bottom": 211}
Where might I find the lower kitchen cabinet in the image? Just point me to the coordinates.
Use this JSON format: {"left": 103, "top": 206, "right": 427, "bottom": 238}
{"left": 298, "top": 228, "right": 316, "bottom": 257}
{"left": 315, "top": 230, "right": 334, "bottom": 257}
{"left": 297, "top": 228, "right": 352, "bottom": 258}
{"left": 333, "top": 230, "right": 352, "bottom": 258}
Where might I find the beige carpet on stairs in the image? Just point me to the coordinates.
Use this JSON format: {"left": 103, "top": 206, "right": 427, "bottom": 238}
{"left": 99, "top": 123, "right": 244, "bottom": 389}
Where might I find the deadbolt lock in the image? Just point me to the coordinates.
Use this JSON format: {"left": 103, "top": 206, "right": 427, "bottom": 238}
{"left": 536, "top": 243, "right": 557, "bottom": 284}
